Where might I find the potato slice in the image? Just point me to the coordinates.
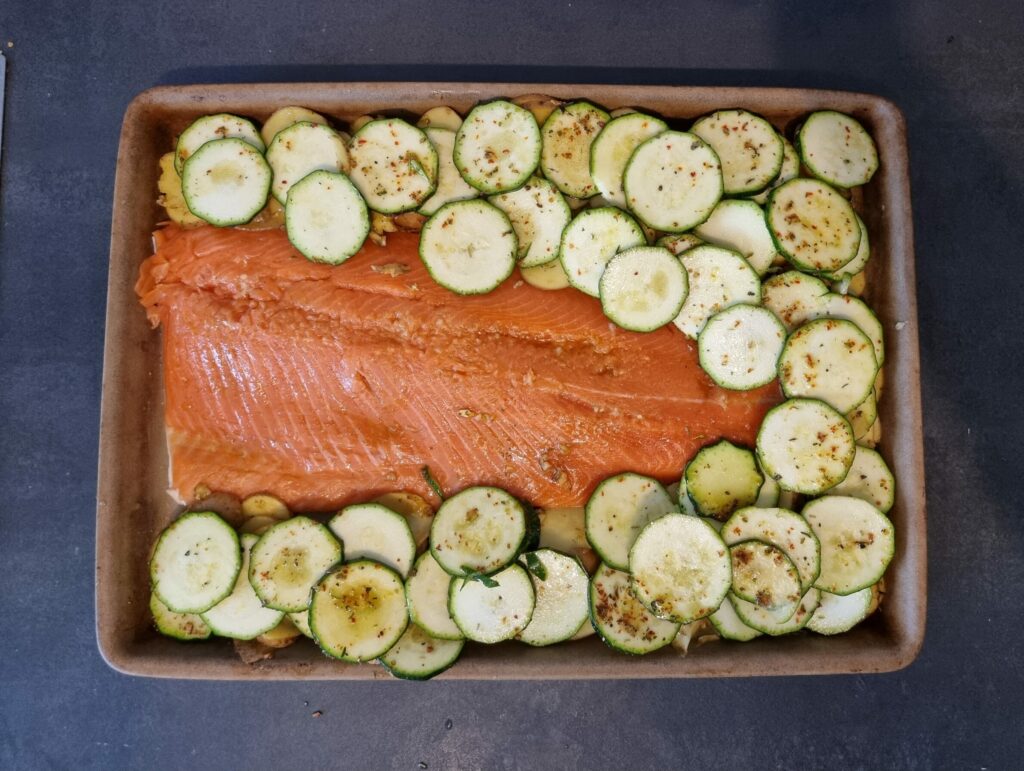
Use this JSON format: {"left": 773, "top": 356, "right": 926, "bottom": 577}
{"left": 256, "top": 615, "right": 302, "bottom": 649}
{"left": 241, "top": 493, "right": 290, "bottom": 521}
{"left": 374, "top": 491, "right": 434, "bottom": 551}
{"left": 417, "top": 106, "right": 463, "bottom": 132}
{"left": 511, "top": 93, "right": 564, "bottom": 125}
{"left": 157, "top": 152, "right": 204, "bottom": 227}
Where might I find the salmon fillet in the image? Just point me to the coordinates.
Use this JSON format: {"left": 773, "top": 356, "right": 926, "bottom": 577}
{"left": 137, "top": 225, "right": 780, "bottom": 511}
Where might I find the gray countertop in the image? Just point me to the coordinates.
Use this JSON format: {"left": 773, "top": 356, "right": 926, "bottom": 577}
{"left": 1, "top": 1, "right": 1021, "bottom": 767}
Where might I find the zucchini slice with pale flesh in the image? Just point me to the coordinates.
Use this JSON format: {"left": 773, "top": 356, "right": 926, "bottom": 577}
{"left": 489, "top": 177, "right": 570, "bottom": 267}
{"left": 694, "top": 199, "right": 779, "bottom": 275}
{"left": 454, "top": 99, "right": 541, "bottom": 194}
{"left": 762, "top": 270, "right": 832, "bottom": 331}
{"left": 590, "top": 563, "right": 680, "bottom": 655}
{"left": 328, "top": 503, "right": 417, "bottom": 578}
{"left": 288, "top": 609, "right": 313, "bottom": 638}
{"left": 349, "top": 118, "right": 438, "bottom": 213}
{"left": 429, "top": 485, "right": 527, "bottom": 576}
{"left": 309, "top": 559, "right": 408, "bottom": 662}
{"left": 623, "top": 131, "right": 723, "bottom": 232}
{"left": 722, "top": 506, "right": 820, "bottom": 591}
{"left": 150, "top": 592, "right": 211, "bottom": 641}
{"left": 749, "top": 134, "right": 799, "bottom": 205}
{"left": 730, "top": 586, "right": 820, "bottom": 636}
{"left": 419, "top": 199, "right": 517, "bottom": 294}
{"left": 599, "top": 246, "right": 689, "bottom": 332}
{"left": 266, "top": 121, "right": 349, "bottom": 204}
{"left": 150, "top": 511, "right": 241, "bottom": 614}
{"left": 656, "top": 233, "right": 704, "bottom": 255}
{"left": 540, "top": 101, "right": 610, "bottom": 198}
{"left": 691, "top": 109, "right": 784, "bottom": 195}
{"left": 848, "top": 391, "right": 879, "bottom": 441}
{"left": 803, "top": 496, "right": 895, "bottom": 595}
{"left": 728, "top": 540, "right": 802, "bottom": 616}
{"left": 812, "top": 292, "right": 885, "bottom": 366}
{"left": 373, "top": 491, "right": 434, "bottom": 552}
{"left": 559, "top": 206, "right": 646, "bottom": 297}
{"left": 755, "top": 470, "right": 782, "bottom": 508}
{"left": 379, "top": 623, "right": 464, "bottom": 680}
{"left": 248, "top": 516, "right": 342, "bottom": 612}
{"left": 260, "top": 106, "right": 328, "bottom": 146}
{"left": 200, "top": 533, "right": 284, "bottom": 639}
{"left": 175, "top": 113, "right": 264, "bottom": 175}
{"left": 824, "top": 445, "right": 896, "bottom": 513}
{"left": 517, "top": 549, "right": 590, "bottom": 646}
{"left": 180, "top": 138, "right": 272, "bottom": 227}
{"left": 520, "top": 256, "right": 572, "bottom": 290}
{"left": 673, "top": 245, "right": 761, "bottom": 339}
{"left": 406, "top": 552, "right": 464, "bottom": 641}
{"left": 448, "top": 563, "right": 535, "bottom": 643}
{"left": 284, "top": 170, "right": 369, "bottom": 265}
{"left": 584, "top": 472, "right": 676, "bottom": 571}
{"left": 821, "top": 213, "right": 870, "bottom": 281}
{"left": 807, "top": 585, "right": 875, "bottom": 635}
{"left": 698, "top": 304, "right": 786, "bottom": 391}
{"left": 708, "top": 594, "right": 762, "bottom": 642}
{"left": 779, "top": 317, "right": 879, "bottom": 414}
{"left": 798, "top": 110, "right": 879, "bottom": 188}
{"left": 418, "top": 127, "right": 480, "bottom": 216}
{"left": 767, "top": 178, "right": 861, "bottom": 273}
{"left": 756, "top": 398, "right": 856, "bottom": 494}
{"left": 589, "top": 112, "right": 668, "bottom": 208}
{"left": 684, "top": 440, "right": 764, "bottom": 520}
{"left": 628, "top": 514, "right": 732, "bottom": 624}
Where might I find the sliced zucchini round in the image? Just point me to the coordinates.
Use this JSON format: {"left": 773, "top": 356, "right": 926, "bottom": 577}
{"left": 448, "top": 563, "right": 535, "bottom": 643}
{"left": 348, "top": 118, "right": 438, "bottom": 213}
{"left": 328, "top": 503, "right": 417, "bottom": 579}
{"left": 429, "top": 485, "right": 527, "bottom": 576}
{"left": 623, "top": 130, "right": 723, "bottom": 232}
{"left": 813, "top": 292, "right": 885, "bottom": 367}
{"left": 762, "top": 270, "right": 831, "bottom": 331}
{"left": 150, "top": 511, "right": 241, "bottom": 614}
{"left": 309, "top": 559, "right": 408, "bottom": 662}
{"left": 248, "top": 516, "right": 342, "bottom": 612}
{"left": 584, "top": 472, "right": 676, "bottom": 571}
{"left": 489, "top": 177, "right": 571, "bottom": 267}
{"left": 807, "top": 586, "right": 874, "bottom": 635}
{"left": 150, "top": 592, "right": 211, "bottom": 641}
{"left": 417, "top": 105, "right": 463, "bottom": 132}
{"left": 288, "top": 609, "right": 313, "bottom": 638}
{"left": 729, "top": 540, "right": 802, "bottom": 616}
{"left": 698, "top": 304, "right": 786, "bottom": 391}
{"left": 266, "top": 121, "right": 349, "bottom": 204}
{"left": 599, "top": 246, "right": 689, "bottom": 332}
{"left": 200, "top": 533, "right": 285, "bottom": 639}
{"left": 797, "top": 110, "right": 879, "bottom": 188}
{"left": 674, "top": 245, "right": 761, "bottom": 339}
{"left": 730, "top": 586, "right": 820, "bottom": 636}
{"left": 767, "top": 177, "right": 861, "bottom": 273}
{"left": 821, "top": 213, "right": 870, "bottom": 281}
{"left": 379, "top": 623, "right": 464, "bottom": 680}
{"left": 540, "top": 101, "right": 610, "bottom": 198}
{"left": 406, "top": 552, "right": 463, "bottom": 641}
{"left": 517, "top": 549, "right": 590, "bottom": 646}
{"left": 419, "top": 127, "right": 480, "bottom": 216}
{"left": 656, "top": 233, "right": 704, "bottom": 256}
{"left": 755, "top": 468, "right": 782, "bottom": 508}
{"left": 684, "top": 440, "right": 764, "bottom": 520}
{"left": 756, "top": 398, "right": 856, "bottom": 494}
{"left": 749, "top": 134, "right": 799, "bottom": 205}
{"left": 722, "top": 506, "right": 820, "bottom": 591}
{"left": 174, "top": 113, "right": 264, "bottom": 175}
{"left": 284, "top": 170, "right": 369, "bottom": 265}
{"left": 520, "top": 256, "right": 572, "bottom": 290}
{"left": 419, "top": 199, "right": 517, "bottom": 294}
{"left": 589, "top": 563, "right": 679, "bottom": 655}
{"left": 691, "top": 109, "right": 784, "bottom": 195}
{"left": 708, "top": 594, "right": 762, "bottom": 642}
{"left": 779, "top": 318, "right": 879, "bottom": 414}
{"left": 629, "top": 514, "right": 732, "bottom": 624}
{"left": 260, "top": 106, "right": 328, "bottom": 146}
{"left": 180, "top": 138, "right": 272, "bottom": 227}
{"left": 373, "top": 491, "right": 434, "bottom": 552}
{"left": 803, "top": 496, "right": 895, "bottom": 595}
{"left": 848, "top": 391, "right": 879, "bottom": 442}
{"left": 694, "top": 199, "right": 779, "bottom": 275}
{"left": 454, "top": 99, "right": 541, "bottom": 194}
{"left": 559, "top": 206, "right": 646, "bottom": 297}
{"left": 589, "top": 112, "right": 668, "bottom": 208}
{"left": 824, "top": 445, "right": 895, "bottom": 513}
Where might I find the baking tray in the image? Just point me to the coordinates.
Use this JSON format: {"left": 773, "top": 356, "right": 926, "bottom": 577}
{"left": 97, "top": 83, "right": 925, "bottom": 679}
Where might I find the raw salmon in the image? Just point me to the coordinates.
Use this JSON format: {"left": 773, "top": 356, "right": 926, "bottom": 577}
{"left": 137, "top": 225, "right": 780, "bottom": 511}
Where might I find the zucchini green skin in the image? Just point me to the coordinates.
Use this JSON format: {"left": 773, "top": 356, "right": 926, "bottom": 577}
{"left": 589, "top": 563, "right": 679, "bottom": 655}
{"left": 454, "top": 99, "right": 541, "bottom": 194}
{"left": 584, "top": 472, "right": 676, "bottom": 571}
{"left": 418, "top": 200, "right": 518, "bottom": 296}
{"left": 540, "top": 101, "right": 611, "bottom": 198}
{"left": 691, "top": 109, "right": 784, "bottom": 196}
{"left": 429, "top": 485, "right": 528, "bottom": 576}
{"left": 599, "top": 246, "right": 688, "bottom": 333}
{"left": 378, "top": 624, "right": 465, "bottom": 680}
{"left": 797, "top": 110, "right": 879, "bottom": 189}
{"left": 248, "top": 516, "right": 343, "bottom": 613}
{"left": 765, "top": 178, "right": 861, "bottom": 274}
{"left": 149, "top": 510, "right": 241, "bottom": 615}
{"left": 174, "top": 112, "right": 264, "bottom": 175}
{"left": 180, "top": 138, "right": 272, "bottom": 227}
{"left": 684, "top": 440, "right": 764, "bottom": 520}
{"left": 150, "top": 592, "right": 212, "bottom": 641}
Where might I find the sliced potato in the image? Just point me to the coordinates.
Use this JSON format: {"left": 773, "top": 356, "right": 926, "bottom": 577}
{"left": 511, "top": 93, "right": 564, "bottom": 125}
{"left": 417, "top": 106, "right": 463, "bottom": 132}
{"left": 241, "top": 493, "right": 290, "bottom": 521}
{"left": 157, "top": 153, "right": 204, "bottom": 227}
{"left": 240, "top": 515, "right": 277, "bottom": 536}
{"left": 260, "top": 106, "right": 329, "bottom": 146}
{"left": 187, "top": 491, "right": 243, "bottom": 529}
{"left": 374, "top": 491, "right": 434, "bottom": 551}
{"left": 538, "top": 507, "right": 599, "bottom": 574}
{"left": 256, "top": 615, "right": 302, "bottom": 649}
{"left": 235, "top": 197, "right": 286, "bottom": 231}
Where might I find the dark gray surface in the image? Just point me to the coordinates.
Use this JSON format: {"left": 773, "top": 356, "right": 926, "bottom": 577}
{"left": 0, "top": 1, "right": 1021, "bottom": 768}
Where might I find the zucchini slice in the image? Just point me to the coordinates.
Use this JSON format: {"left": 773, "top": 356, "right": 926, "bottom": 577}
{"left": 749, "top": 134, "right": 799, "bottom": 205}
{"left": 248, "top": 516, "right": 342, "bottom": 612}
{"left": 260, "top": 106, "right": 328, "bottom": 146}
{"left": 174, "top": 113, "right": 264, "bottom": 175}
{"left": 767, "top": 178, "right": 861, "bottom": 273}
{"left": 708, "top": 595, "right": 762, "bottom": 642}
{"left": 584, "top": 472, "right": 676, "bottom": 571}
{"left": 779, "top": 318, "right": 879, "bottom": 414}
{"left": 418, "top": 127, "right": 480, "bottom": 216}
{"left": 379, "top": 623, "right": 464, "bottom": 680}
{"left": 806, "top": 585, "right": 875, "bottom": 635}
{"left": 419, "top": 199, "right": 517, "bottom": 295}
{"left": 309, "top": 559, "right": 408, "bottom": 662}
{"left": 454, "top": 99, "right": 541, "bottom": 194}
{"left": 517, "top": 549, "right": 590, "bottom": 646}
{"left": 824, "top": 445, "right": 895, "bottom": 513}
{"left": 266, "top": 121, "right": 349, "bottom": 204}
{"left": 673, "top": 245, "right": 761, "bottom": 339}
{"left": 656, "top": 233, "right": 704, "bottom": 256}
{"left": 803, "top": 496, "right": 895, "bottom": 595}
{"left": 200, "top": 533, "right": 284, "bottom": 639}
{"left": 628, "top": 514, "right": 732, "bottom": 624}
{"left": 150, "top": 511, "right": 241, "bottom": 614}
{"left": 284, "top": 170, "right": 369, "bottom": 265}
{"left": 180, "top": 138, "right": 272, "bottom": 227}
{"left": 599, "top": 246, "right": 689, "bottom": 332}
{"left": 691, "top": 109, "right": 784, "bottom": 195}
{"left": 589, "top": 112, "right": 668, "bottom": 208}
{"left": 373, "top": 491, "right": 434, "bottom": 552}
{"left": 448, "top": 563, "right": 535, "bottom": 643}
{"left": 589, "top": 563, "right": 679, "bottom": 655}
{"left": 288, "top": 609, "right": 313, "bottom": 638}
{"left": 797, "top": 110, "right": 879, "bottom": 188}
{"left": 848, "top": 391, "right": 879, "bottom": 441}
{"left": 755, "top": 469, "right": 782, "bottom": 508}
{"left": 150, "top": 592, "right": 211, "bottom": 641}
{"left": 540, "top": 101, "right": 610, "bottom": 198}
{"left": 730, "top": 587, "right": 820, "bottom": 636}
{"left": 623, "top": 131, "right": 723, "bottom": 232}
{"left": 756, "top": 398, "right": 856, "bottom": 494}
{"left": 694, "top": 199, "right": 779, "bottom": 275}
{"left": 762, "top": 270, "right": 831, "bottom": 331}
{"left": 429, "top": 485, "right": 527, "bottom": 576}
{"left": 813, "top": 293, "right": 885, "bottom": 367}
{"left": 520, "top": 256, "right": 572, "bottom": 290}
{"left": 349, "top": 118, "right": 438, "bottom": 213}
{"left": 821, "top": 213, "right": 870, "bottom": 281}
{"left": 722, "top": 506, "right": 820, "bottom": 591}
{"left": 406, "top": 552, "right": 464, "bottom": 641}
{"left": 489, "top": 177, "right": 571, "bottom": 267}
{"left": 698, "top": 304, "right": 786, "bottom": 391}
{"left": 728, "top": 540, "right": 802, "bottom": 616}
{"left": 328, "top": 503, "right": 417, "bottom": 579}
{"left": 559, "top": 207, "right": 646, "bottom": 297}
{"left": 684, "top": 440, "right": 764, "bottom": 520}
